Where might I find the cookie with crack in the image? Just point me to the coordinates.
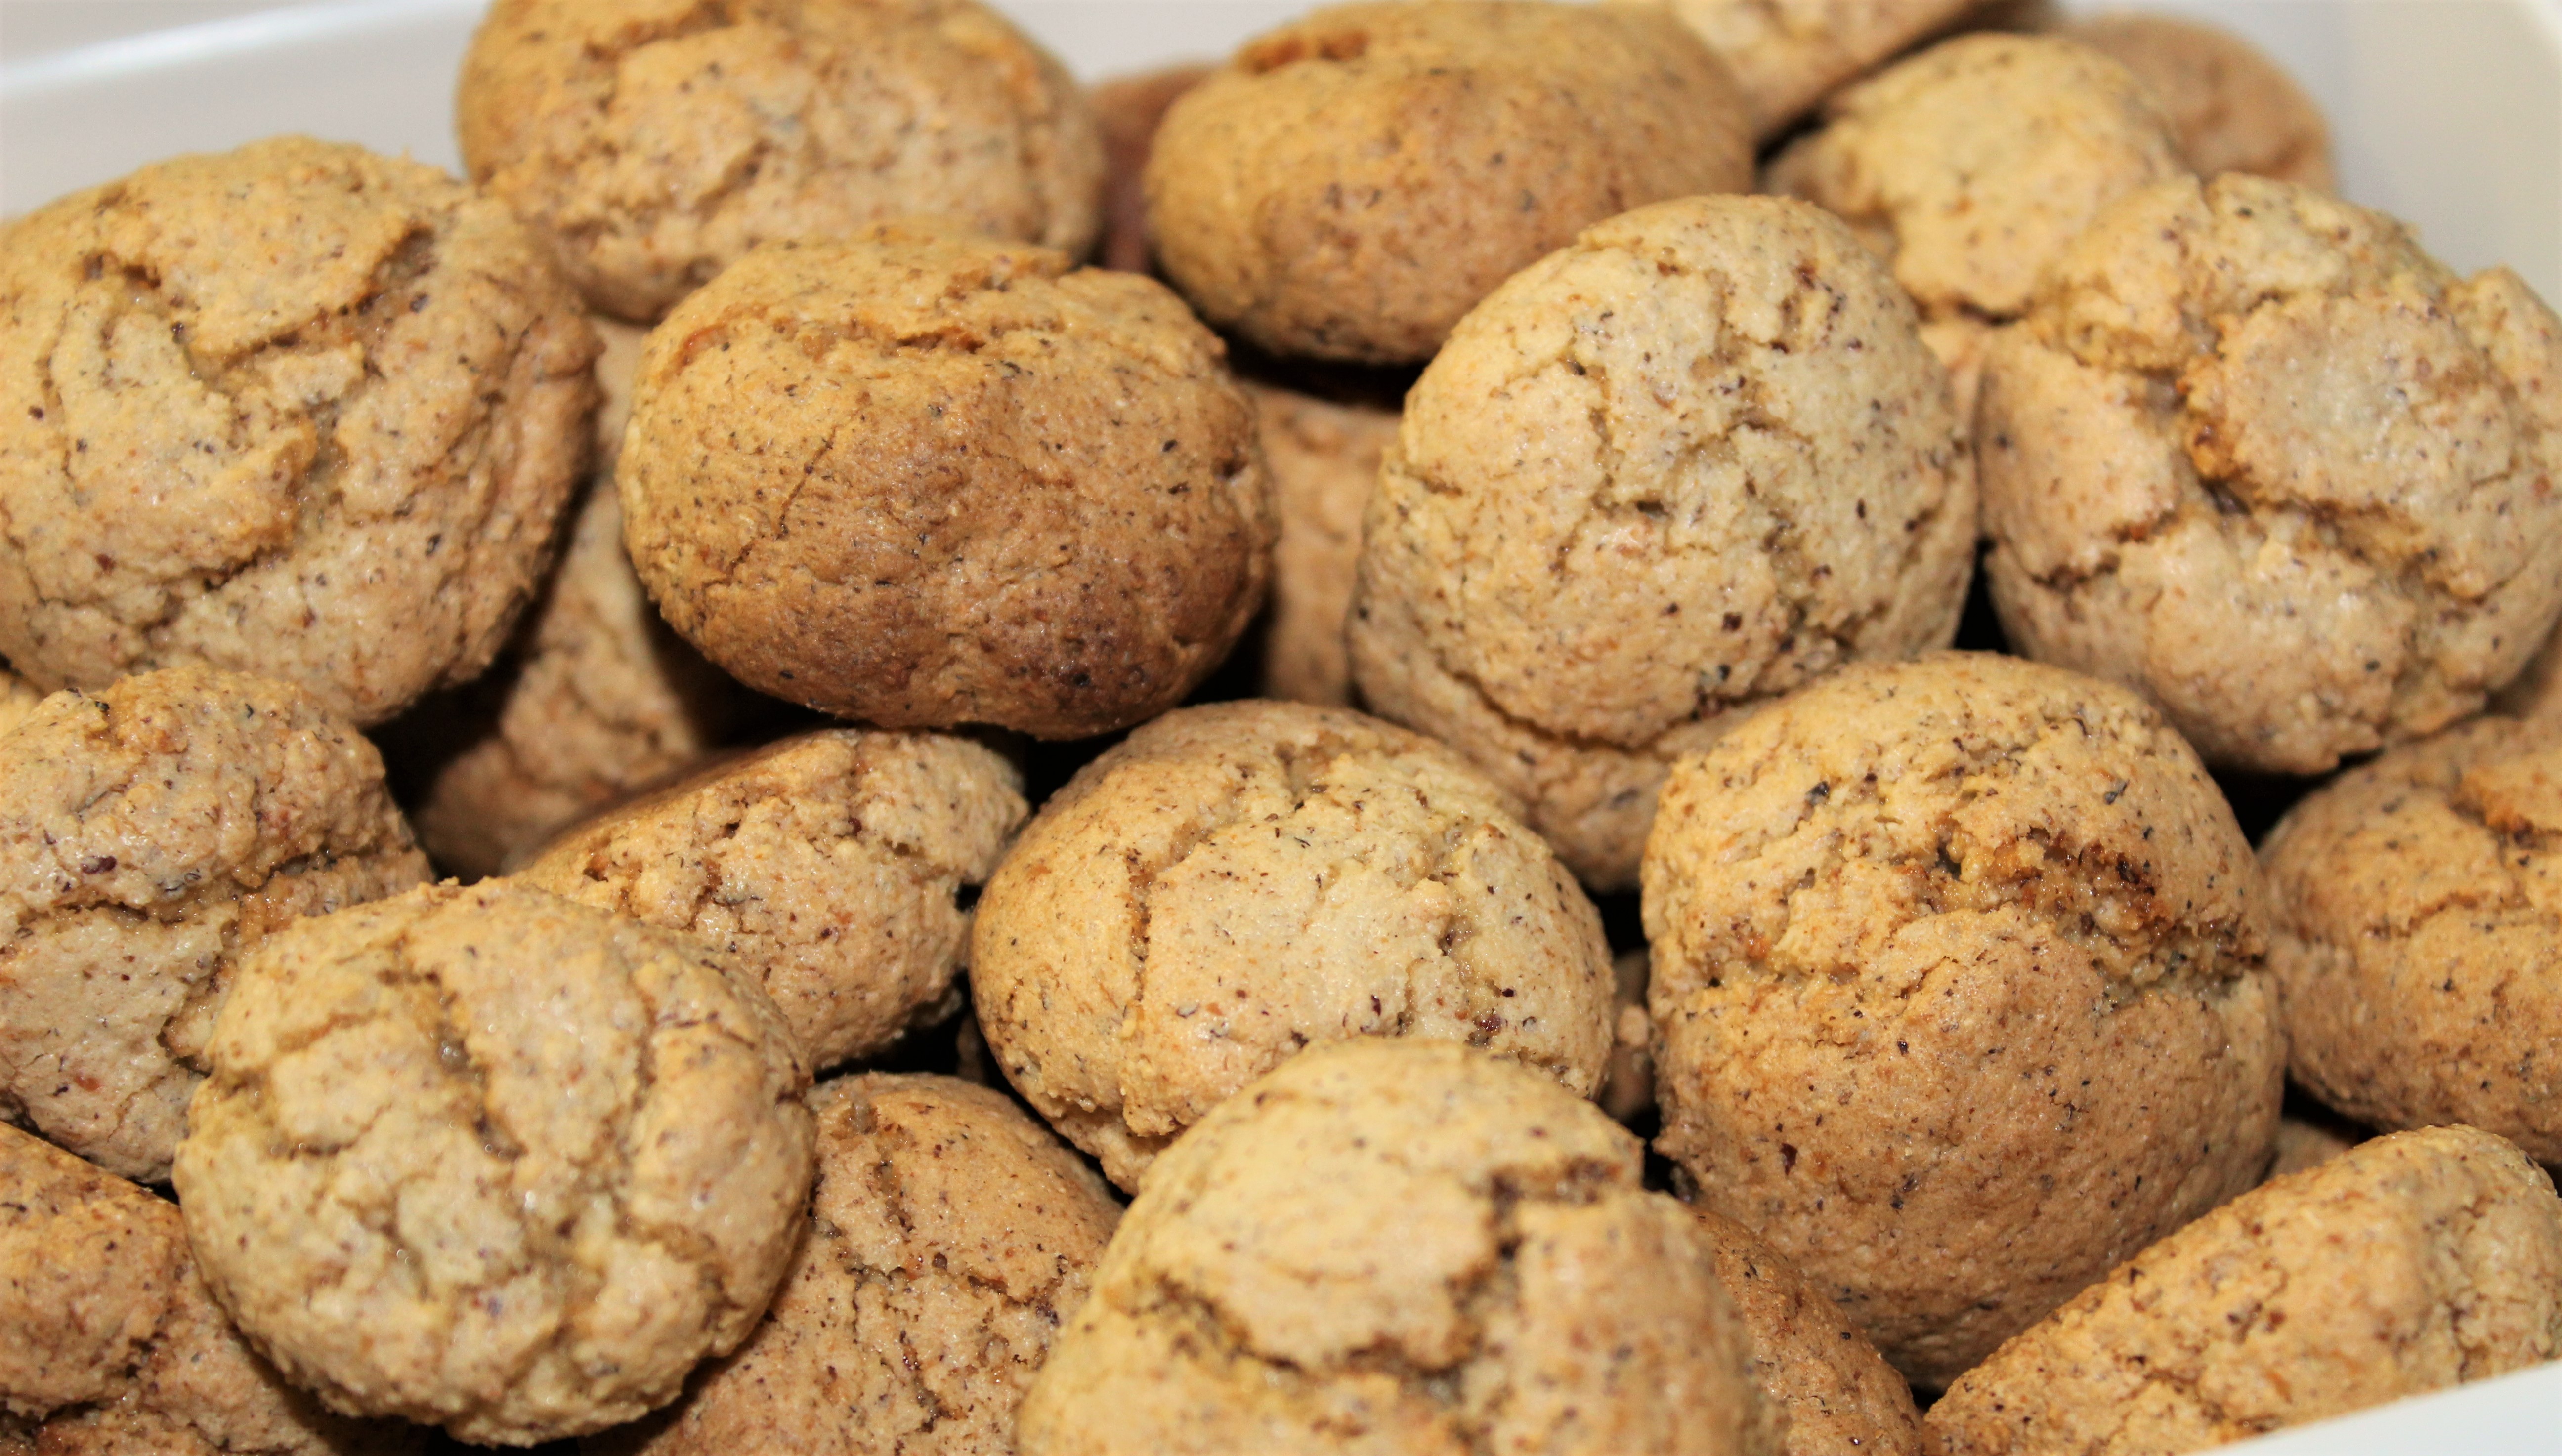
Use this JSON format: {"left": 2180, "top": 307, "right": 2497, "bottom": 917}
{"left": 1618, "top": 0, "right": 1984, "bottom": 139}
{"left": 1693, "top": 1208, "right": 1923, "bottom": 1456}
{"left": 1643, "top": 653, "right": 2283, "bottom": 1386}
{"left": 172, "top": 879, "right": 815, "bottom": 1445}
{"left": 513, "top": 728, "right": 1027, "bottom": 1070}
{"left": 588, "top": 1073, "right": 1120, "bottom": 1456}
{"left": 1979, "top": 174, "right": 2562, "bottom": 773}
{"left": 458, "top": 0, "right": 1106, "bottom": 323}
{"left": 1926, "top": 1126, "right": 2562, "bottom": 1454}
{"left": 2064, "top": 11, "right": 2335, "bottom": 190}
{"left": 1016, "top": 1039, "right": 1780, "bottom": 1456}
{"left": 971, "top": 700, "right": 1614, "bottom": 1191}
{"left": 1350, "top": 194, "right": 1972, "bottom": 891}
{"left": 620, "top": 224, "right": 1273, "bottom": 739}
{"left": 1146, "top": 1, "right": 1753, "bottom": 364}
{"left": 1248, "top": 380, "right": 1400, "bottom": 709}
{"left": 0, "top": 136, "right": 596, "bottom": 727}
{"left": 0, "top": 667, "right": 430, "bottom": 1183}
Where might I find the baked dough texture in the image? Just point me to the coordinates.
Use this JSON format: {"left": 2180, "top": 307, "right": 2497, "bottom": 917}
{"left": 458, "top": 0, "right": 1105, "bottom": 322}
{"left": 0, "top": 136, "right": 597, "bottom": 727}
{"left": 1925, "top": 1126, "right": 2562, "bottom": 1454}
{"left": 1694, "top": 1207, "right": 1924, "bottom": 1456}
{"left": 2268, "top": 1113, "right": 2363, "bottom": 1181}
{"left": 2064, "top": 11, "right": 2335, "bottom": 190}
{"left": 1620, "top": 0, "right": 1983, "bottom": 139}
{"left": 0, "top": 670, "right": 42, "bottom": 740}
{"left": 0, "top": 666, "right": 430, "bottom": 1183}
{"left": 2259, "top": 717, "right": 2562, "bottom": 1164}
{"left": 172, "top": 879, "right": 815, "bottom": 1446}
{"left": 1095, "top": 65, "right": 1212, "bottom": 275}
{"left": 972, "top": 700, "right": 1615, "bottom": 1191}
{"left": 515, "top": 728, "right": 1027, "bottom": 1071}
{"left": 620, "top": 225, "right": 1274, "bottom": 740}
{"left": 590, "top": 1073, "right": 1121, "bottom": 1456}
{"left": 1145, "top": 1, "right": 1753, "bottom": 364}
{"left": 1350, "top": 195, "right": 1972, "bottom": 890}
{"left": 1248, "top": 381, "right": 1399, "bottom": 709}
{"left": 1979, "top": 174, "right": 2562, "bottom": 774}
{"left": 1643, "top": 653, "right": 2284, "bottom": 1386}
{"left": 1016, "top": 1039, "right": 1780, "bottom": 1456}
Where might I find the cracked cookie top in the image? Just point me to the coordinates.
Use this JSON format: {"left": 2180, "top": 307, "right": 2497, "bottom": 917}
{"left": 0, "top": 136, "right": 598, "bottom": 727}
{"left": 0, "top": 666, "right": 431, "bottom": 1184}
{"left": 619, "top": 223, "right": 1273, "bottom": 740}
{"left": 971, "top": 700, "right": 1614, "bottom": 1191}
{"left": 1016, "top": 1038, "right": 1779, "bottom": 1456}
{"left": 172, "top": 879, "right": 815, "bottom": 1446}
{"left": 1349, "top": 194, "right": 1972, "bottom": 890}
{"left": 1926, "top": 1125, "right": 2562, "bottom": 1454}
{"left": 1979, "top": 174, "right": 2562, "bottom": 774}
{"left": 458, "top": 0, "right": 1106, "bottom": 323}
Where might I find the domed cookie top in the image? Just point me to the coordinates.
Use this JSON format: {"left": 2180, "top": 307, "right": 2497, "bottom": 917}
{"left": 2065, "top": 10, "right": 2335, "bottom": 189}
{"left": 1623, "top": 0, "right": 1985, "bottom": 139}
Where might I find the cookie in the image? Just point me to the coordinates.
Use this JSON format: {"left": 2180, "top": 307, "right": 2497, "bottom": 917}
{"left": 0, "top": 667, "right": 430, "bottom": 1183}
{"left": 971, "top": 700, "right": 1614, "bottom": 1190}
{"left": 0, "top": 136, "right": 597, "bottom": 727}
{"left": 1146, "top": 1, "right": 1752, "bottom": 364}
{"left": 2259, "top": 717, "right": 2562, "bottom": 1164}
{"left": 1094, "top": 64, "right": 1213, "bottom": 275}
{"left": 1248, "top": 381, "right": 1400, "bottom": 708}
{"left": 2268, "top": 1111, "right": 2364, "bottom": 1181}
{"left": 1979, "top": 175, "right": 2562, "bottom": 774}
{"left": 172, "top": 880, "right": 815, "bottom": 1445}
{"left": 514, "top": 728, "right": 1027, "bottom": 1070}
{"left": 1623, "top": 0, "right": 1984, "bottom": 138}
{"left": 2065, "top": 11, "right": 2335, "bottom": 189}
{"left": 1694, "top": 1208, "right": 1925, "bottom": 1456}
{"left": 1643, "top": 653, "right": 2283, "bottom": 1386}
{"left": 1601, "top": 947, "right": 1656, "bottom": 1123}
{"left": 620, "top": 224, "right": 1273, "bottom": 740}
{"left": 2494, "top": 619, "right": 2562, "bottom": 722}
{"left": 0, "top": 670, "right": 42, "bottom": 741}
{"left": 1925, "top": 1126, "right": 2562, "bottom": 1454}
{"left": 458, "top": 0, "right": 1106, "bottom": 322}
{"left": 1350, "top": 195, "right": 1972, "bottom": 890}
{"left": 589, "top": 1073, "right": 1120, "bottom": 1456}
{"left": 1015, "top": 1039, "right": 1779, "bottom": 1456}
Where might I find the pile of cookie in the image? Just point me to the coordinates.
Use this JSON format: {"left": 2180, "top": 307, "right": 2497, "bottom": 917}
{"left": 2, "top": 0, "right": 2558, "bottom": 1452}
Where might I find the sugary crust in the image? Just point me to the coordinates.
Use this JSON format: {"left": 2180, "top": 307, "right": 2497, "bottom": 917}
{"left": 1692, "top": 1207, "right": 1924, "bottom": 1456}
{"left": 2065, "top": 11, "right": 2335, "bottom": 190}
{"left": 1248, "top": 382, "right": 1398, "bottom": 709}
{"left": 1628, "top": 0, "right": 1983, "bottom": 138}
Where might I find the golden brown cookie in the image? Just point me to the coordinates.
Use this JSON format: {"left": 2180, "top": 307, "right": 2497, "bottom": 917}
{"left": 458, "top": 0, "right": 1106, "bottom": 322}
{"left": 1350, "top": 195, "right": 1972, "bottom": 890}
{"left": 2494, "top": 618, "right": 2562, "bottom": 723}
{"left": 1016, "top": 1039, "right": 1780, "bottom": 1456}
{"left": 1980, "top": 175, "right": 2562, "bottom": 774}
{"left": 0, "top": 136, "right": 596, "bottom": 727}
{"left": 1643, "top": 653, "right": 2283, "bottom": 1386}
{"left": 2268, "top": 1111, "right": 2365, "bottom": 1181}
{"left": 0, "top": 670, "right": 42, "bottom": 741}
{"left": 1622, "top": 0, "right": 1984, "bottom": 138}
{"left": 2259, "top": 717, "right": 2562, "bottom": 1164}
{"left": 0, "top": 667, "right": 430, "bottom": 1183}
{"left": 1600, "top": 947, "right": 1656, "bottom": 1123}
{"left": 2065, "top": 11, "right": 2335, "bottom": 189}
{"left": 1094, "top": 64, "right": 1213, "bottom": 275}
{"left": 514, "top": 728, "right": 1027, "bottom": 1070}
{"left": 620, "top": 225, "right": 1273, "bottom": 740}
{"left": 972, "top": 700, "right": 1615, "bottom": 1190}
{"left": 590, "top": 1073, "right": 1120, "bottom": 1456}
{"left": 1926, "top": 1126, "right": 2562, "bottom": 1454}
{"left": 1146, "top": 1, "right": 1752, "bottom": 364}
{"left": 1694, "top": 1208, "right": 1924, "bottom": 1456}
{"left": 173, "top": 880, "right": 815, "bottom": 1445}
{"left": 1248, "top": 381, "right": 1399, "bottom": 708}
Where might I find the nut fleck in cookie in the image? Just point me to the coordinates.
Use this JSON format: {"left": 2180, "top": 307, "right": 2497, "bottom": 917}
{"left": 1926, "top": 1126, "right": 2562, "bottom": 1454}
{"left": 2065, "top": 11, "right": 2335, "bottom": 189}
{"left": 1016, "top": 1039, "right": 1779, "bottom": 1456}
{"left": 1351, "top": 195, "right": 1972, "bottom": 890}
{"left": 1623, "top": 0, "right": 1984, "bottom": 139}
{"left": 1693, "top": 1208, "right": 1924, "bottom": 1456}
{"left": 620, "top": 225, "right": 1273, "bottom": 740}
{"left": 515, "top": 728, "right": 1027, "bottom": 1071}
{"left": 972, "top": 700, "right": 1614, "bottom": 1190}
{"left": 1980, "top": 175, "right": 2562, "bottom": 774}
{"left": 0, "top": 136, "right": 597, "bottom": 727}
{"left": 1643, "top": 653, "right": 2283, "bottom": 1386}
{"left": 1248, "top": 381, "right": 1400, "bottom": 708}
{"left": 458, "top": 0, "right": 1105, "bottom": 322}
{"left": 2259, "top": 717, "right": 2562, "bottom": 1164}
{"left": 1147, "top": 1, "right": 1752, "bottom": 364}
{"left": 173, "top": 880, "right": 815, "bottom": 1446}
{"left": 590, "top": 1074, "right": 1120, "bottom": 1456}
{"left": 0, "top": 667, "right": 430, "bottom": 1183}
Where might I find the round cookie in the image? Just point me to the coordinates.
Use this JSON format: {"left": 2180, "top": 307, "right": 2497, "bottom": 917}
{"left": 1600, "top": 946, "right": 1657, "bottom": 1123}
{"left": 1979, "top": 174, "right": 2562, "bottom": 774}
{"left": 1146, "top": 1, "right": 1753, "bottom": 364}
{"left": 588, "top": 1073, "right": 1121, "bottom": 1456}
{"left": 1693, "top": 1208, "right": 1925, "bottom": 1456}
{"left": 1248, "top": 380, "right": 1400, "bottom": 709}
{"left": 1642, "top": 653, "right": 2283, "bottom": 1386}
{"left": 173, "top": 880, "right": 815, "bottom": 1445}
{"left": 2258, "top": 717, "right": 2562, "bottom": 1163}
{"left": 1094, "top": 64, "right": 1212, "bottom": 275}
{"left": 513, "top": 728, "right": 1027, "bottom": 1070}
{"left": 458, "top": 0, "right": 1106, "bottom": 323}
{"left": 2065, "top": 10, "right": 2335, "bottom": 190}
{"left": 1622, "top": 0, "right": 1985, "bottom": 139}
{"left": 620, "top": 224, "right": 1273, "bottom": 740}
{"left": 1350, "top": 195, "right": 1972, "bottom": 890}
{"left": 0, "top": 667, "right": 431, "bottom": 1183}
{"left": 1925, "top": 1126, "right": 2562, "bottom": 1454}
{"left": 1016, "top": 1039, "right": 1779, "bottom": 1456}
{"left": 971, "top": 700, "right": 1615, "bottom": 1190}
{"left": 0, "top": 136, "right": 596, "bottom": 727}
